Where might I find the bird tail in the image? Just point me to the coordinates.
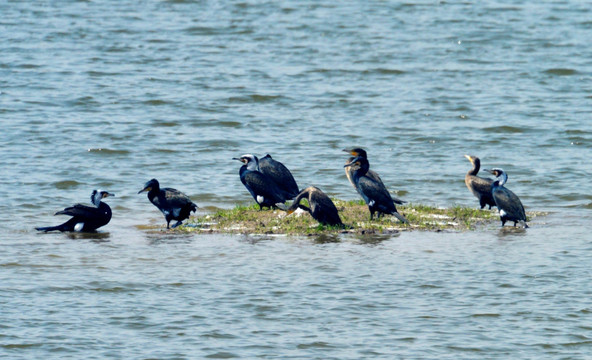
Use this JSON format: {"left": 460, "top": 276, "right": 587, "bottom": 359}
{"left": 35, "top": 224, "right": 65, "bottom": 232}
{"left": 191, "top": 203, "right": 198, "bottom": 212}
{"left": 392, "top": 197, "right": 407, "bottom": 205}
{"left": 393, "top": 212, "right": 409, "bottom": 224}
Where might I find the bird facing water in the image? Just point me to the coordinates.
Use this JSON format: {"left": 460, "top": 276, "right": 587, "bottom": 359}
{"left": 464, "top": 155, "right": 496, "bottom": 209}
{"left": 233, "top": 154, "right": 289, "bottom": 210}
{"left": 36, "top": 189, "right": 114, "bottom": 232}
{"left": 282, "top": 186, "right": 343, "bottom": 227}
{"left": 344, "top": 156, "right": 408, "bottom": 223}
{"left": 138, "top": 178, "right": 198, "bottom": 229}
{"left": 484, "top": 168, "right": 528, "bottom": 228}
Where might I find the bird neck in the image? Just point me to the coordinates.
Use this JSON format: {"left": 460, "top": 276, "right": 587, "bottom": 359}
{"left": 497, "top": 172, "right": 508, "bottom": 186}
{"left": 492, "top": 172, "right": 508, "bottom": 187}
{"left": 288, "top": 189, "right": 309, "bottom": 211}
{"left": 148, "top": 188, "right": 161, "bottom": 201}
{"left": 353, "top": 159, "right": 370, "bottom": 179}
{"left": 91, "top": 194, "right": 102, "bottom": 207}
{"left": 246, "top": 160, "right": 259, "bottom": 172}
{"left": 468, "top": 159, "right": 480, "bottom": 176}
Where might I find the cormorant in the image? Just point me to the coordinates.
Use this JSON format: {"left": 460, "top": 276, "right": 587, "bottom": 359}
{"left": 344, "top": 156, "right": 408, "bottom": 223}
{"left": 36, "top": 189, "right": 114, "bottom": 232}
{"left": 464, "top": 155, "right": 496, "bottom": 209}
{"left": 282, "top": 186, "right": 343, "bottom": 227}
{"left": 233, "top": 154, "right": 288, "bottom": 210}
{"left": 343, "top": 148, "right": 406, "bottom": 205}
{"left": 138, "top": 178, "right": 198, "bottom": 229}
{"left": 484, "top": 168, "right": 528, "bottom": 228}
{"left": 259, "top": 154, "right": 300, "bottom": 199}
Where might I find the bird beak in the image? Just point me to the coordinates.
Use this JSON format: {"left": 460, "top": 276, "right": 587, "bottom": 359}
{"left": 342, "top": 148, "right": 357, "bottom": 156}
{"left": 103, "top": 192, "right": 115, "bottom": 198}
{"left": 232, "top": 157, "right": 245, "bottom": 163}
{"left": 483, "top": 168, "right": 493, "bottom": 174}
{"left": 464, "top": 154, "right": 472, "bottom": 161}
{"left": 138, "top": 186, "right": 150, "bottom": 194}
{"left": 344, "top": 156, "right": 361, "bottom": 168}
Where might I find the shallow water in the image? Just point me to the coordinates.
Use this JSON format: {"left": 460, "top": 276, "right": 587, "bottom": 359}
{"left": 1, "top": 1, "right": 591, "bottom": 358}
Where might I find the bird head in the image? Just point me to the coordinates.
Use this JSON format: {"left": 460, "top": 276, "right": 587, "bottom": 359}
{"left": 91, "top": 189, "right": 114, "bottom": 207}
{"left": 464, "top": 154, "right": 479, "bottom": 164}
{"left": 138, "top": 178, "right": 159, "bottom": 194}
{"left": 233, "top": 154, "right": 259, "bottom": 171}
{"left": 484, "top": 168, "right": 503, "bottom": 177}
{"left": 342, "top": 148, "right": 368, "bottom": 158}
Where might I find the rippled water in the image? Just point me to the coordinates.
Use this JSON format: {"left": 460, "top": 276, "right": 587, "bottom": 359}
{"left": 1, "top": 1, "right": 591, "bottom": 358}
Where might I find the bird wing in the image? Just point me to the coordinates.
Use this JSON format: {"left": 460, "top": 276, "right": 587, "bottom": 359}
{"left": 367, "top": 170, "right": 406, "bottom": 204}
{"left": 310, "top": 192, "right": 342, "bottom": 225}
{"left": 150, "top": 189, "right": 196, "bottom": 217}
{"left": 357, "top": 176, "right": 396, "bottom": 212}
{"left": 55, "top": 203, "right": 100, "bottom": 218}
{"left": 242, "top": 171, "right": 285, "bottom": 203}
{"left": 493, "top": 187, "right": 526, "bottom": 220}
{"left": 468, "top": 175, "right": 493, "bottom": 194}
{"left": 162, "top": 188, "right": 196, "bottom": 207}
{"left": 259, "top": 158, "right": 299, "bottom": 197}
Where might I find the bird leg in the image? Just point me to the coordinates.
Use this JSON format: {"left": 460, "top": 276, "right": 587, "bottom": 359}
{"left": 172, "top": 221, "right": 183, "bottom": 228}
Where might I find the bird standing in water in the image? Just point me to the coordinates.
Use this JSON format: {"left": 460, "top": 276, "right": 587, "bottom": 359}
{"left": 233, "top": 154, "right": 289, "bottom": 210}
{"left": 464, "top": 155, "right": 496, "bottom": 209}
{"left": 343, "top": 148, "right": 406, "bottom": 205}
{"left": 36, "top": 189, "right": 114, "bottom": 232}
{"left": 259, "top": 154, "right": 300, "bottom": 200}
{"left": 282, "top": 186, "right": 343, "bottom": 227}
{"left": 344, "top": 156, "right": 408, "bottom": 223}
{"left": 484, "top": 168, "right": 528, "bottom": 228}
{"left": 138, "top": 178, "right": 198, "bottom": 229}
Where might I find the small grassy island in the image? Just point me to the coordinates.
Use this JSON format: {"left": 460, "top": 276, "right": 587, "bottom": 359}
{"left": 180, "top": 200, "right": 542, "bottom": 235}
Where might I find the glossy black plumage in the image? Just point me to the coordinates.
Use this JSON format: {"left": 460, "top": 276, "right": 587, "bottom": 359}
{"left": 139, "top": 178, "right": 198, "bottom": 229}
{"left": 234, "top": 154, "right": 288, "bottom": 210}
{"left": 285, "top": 186, "right": 343, "bottom": 227}
{"left": 342, "top": 148, "right": 406, "bottom": 205}
{"left": 36, "top": 190, "right": 114, "bottom": 232}
{"left": 485, "top": 168, "right": 528, "bottom": 228}
{"left": 259, "top": 154, "right": 300, "bottom": 199}
{"left": 344, "top": 156, "right": 408, "bottom": 223}
{"left": 464, "top": 155, "right": 496, "bottom": 209}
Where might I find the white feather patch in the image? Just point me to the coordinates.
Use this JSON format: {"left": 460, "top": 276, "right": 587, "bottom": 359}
{"left": 369, "top": 200, "right": 375, "bottom": 207}
{"left": 74, "top": 222, "right": 84, "bottom": 232}
{"left": 257, "top": 195, "right": 264, "bottom": 204}
{"left": 499, "top": 209, "right": 507, "bottom": 217}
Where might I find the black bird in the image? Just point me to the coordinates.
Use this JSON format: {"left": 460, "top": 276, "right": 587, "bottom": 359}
{"left": 259, "top": 154, "right": 300, "bottom": 199}
{"left": 36, "top": 190, "right": 114, "bottom": 232}
{"left": 138, "top": 178, "right": 198, "bottom": 229}
{"left": 464, "top": 155, "right": 496, "bottom": 209}
{"left": 282, "top": 186, "right": 343, "bottom": 227}
{"left": 484, "top": 168, "right": 528, "bottom": 228}
{"left": 342, "top": 148, "right": 406, "bottom": 205}
{"left": 344, "top": 156, "right": 408, "bottom": 223}
{"left": 233, "top": 154, "right": 288, "bottom": 210}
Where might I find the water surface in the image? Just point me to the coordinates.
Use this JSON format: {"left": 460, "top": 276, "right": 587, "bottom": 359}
{"left": 1, "top": 1, "right": 591, "bottom": 358}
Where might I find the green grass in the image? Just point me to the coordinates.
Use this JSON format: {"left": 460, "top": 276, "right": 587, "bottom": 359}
{"left": 178, "top": 199, "right": 540, "bottom": 235}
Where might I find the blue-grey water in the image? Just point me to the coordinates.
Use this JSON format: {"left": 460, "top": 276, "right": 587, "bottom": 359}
{"left": 1, "top": 1, "right": 591, "bottom": 358}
